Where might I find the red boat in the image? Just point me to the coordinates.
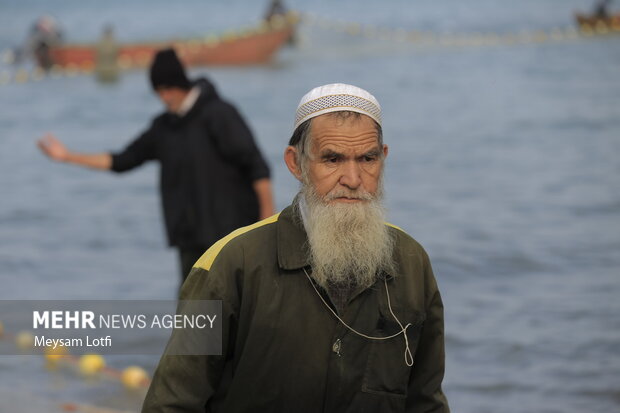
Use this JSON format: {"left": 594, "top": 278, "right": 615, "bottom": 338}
{"left": 575, "top": 12, "right": 620, "bottom": 32}
{"left": 47, "top": 13, "right": 298, "bottom": 71}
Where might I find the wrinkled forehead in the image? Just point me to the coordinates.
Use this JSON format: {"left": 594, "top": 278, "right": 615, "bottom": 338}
{"left": 309, "top": 113, "right": 382, "bottom": 153}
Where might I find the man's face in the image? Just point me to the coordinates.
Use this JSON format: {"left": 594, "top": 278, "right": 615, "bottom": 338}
{"left": 156, "top": 86, "right": 188, "bottom": 113}
{"left": 288, "top": 114, "right": 388, "bottom": 204}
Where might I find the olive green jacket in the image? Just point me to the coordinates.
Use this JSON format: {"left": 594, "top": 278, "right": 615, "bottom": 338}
{"left": 142, "top": 205, "right": 449, "bottom": 413}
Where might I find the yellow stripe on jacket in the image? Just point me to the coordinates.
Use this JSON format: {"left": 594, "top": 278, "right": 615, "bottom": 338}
{"left": 194, "top": 213, "right": 281, "bottom": 271}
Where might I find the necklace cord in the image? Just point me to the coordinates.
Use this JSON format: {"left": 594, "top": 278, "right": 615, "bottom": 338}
{"left": 303, "top": 268, "right": 413, "bottom": 367}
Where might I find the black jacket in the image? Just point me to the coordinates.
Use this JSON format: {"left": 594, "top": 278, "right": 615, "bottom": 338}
{"left": 111, "top": 78, "right": 270, "bottom": 248}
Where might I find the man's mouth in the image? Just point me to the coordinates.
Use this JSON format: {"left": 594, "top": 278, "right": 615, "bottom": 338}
{"left": 326, "top": 190, "right": 373, "bottom": 203}
{"left": 335, "top": 196, "right": 361, "bottom": 202}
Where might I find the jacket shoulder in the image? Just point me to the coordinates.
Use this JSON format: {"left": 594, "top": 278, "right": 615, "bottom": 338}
{"left": 387, "top": 223, "right": 426, "bottom": 252}
{"left": 150, "top": 110, "right": 170, "bottom": 126}
{"left": 200, "top": 97, "right": 245, "bottom": 124}
{"left": 386, "top": 222, "right": 433, "bottom": 269}
{"left": 194, "top": 213, "right": 280, "bottom": 271}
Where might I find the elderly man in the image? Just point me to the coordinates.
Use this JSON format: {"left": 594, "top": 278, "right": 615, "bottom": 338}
{"left": 142, "top": 84, "right": 449, "bottom": 412}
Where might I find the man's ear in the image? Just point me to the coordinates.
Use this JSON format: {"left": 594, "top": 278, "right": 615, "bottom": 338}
{"left": 284, "top": 146, "right": 302, "bottom": 181}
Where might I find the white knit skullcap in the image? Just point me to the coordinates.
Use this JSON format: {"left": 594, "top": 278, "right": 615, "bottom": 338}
{"left": 293, "top": 83, "right": 382, "bottom": 130}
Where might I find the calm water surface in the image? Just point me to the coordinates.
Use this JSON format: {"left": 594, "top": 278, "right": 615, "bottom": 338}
{"left": 1, "top": 1, "right": 619, "bottom": 412}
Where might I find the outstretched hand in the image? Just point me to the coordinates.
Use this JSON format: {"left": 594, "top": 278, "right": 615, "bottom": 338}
{"left": 37, "top": 133, "right": 68, "bottom": 162}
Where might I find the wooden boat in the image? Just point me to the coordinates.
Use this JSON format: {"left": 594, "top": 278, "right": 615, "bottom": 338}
{"left": 575, "top": 12, "right": 620, "bottom": 32}
{"left": 47, "top": 13, "right": 298, "bottom": 71}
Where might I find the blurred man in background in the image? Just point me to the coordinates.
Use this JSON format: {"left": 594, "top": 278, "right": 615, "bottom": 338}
{"left": 94, "top": 24, "right": 119, "bottom": 83}
{"left": 18, "top": 15, "right": 63, "bottom": 70}
{"left": 38, "top": 48, "right": 274, "bottom": 284}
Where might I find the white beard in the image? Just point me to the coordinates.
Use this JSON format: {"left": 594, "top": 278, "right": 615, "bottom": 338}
{"left": 299, "top": 182, "right": 396, "bottom": 290}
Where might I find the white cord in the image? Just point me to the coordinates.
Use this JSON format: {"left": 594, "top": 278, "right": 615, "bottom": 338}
{"left": 303, "top": 268, "right": 414, "bottom": 367}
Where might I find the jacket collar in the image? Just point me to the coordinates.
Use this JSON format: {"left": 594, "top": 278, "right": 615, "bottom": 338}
{"left": 176, "top": 85, "right": 201, "bottom": 117}
{"left": 277, "top": 204, "right": 311, "bottom": 270}
{"left": 163, "top": 77, "right": 219, "bottom": 124}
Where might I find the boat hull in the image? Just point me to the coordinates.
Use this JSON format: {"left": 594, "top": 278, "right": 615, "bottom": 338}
{"left": 49, "top": 21, "right": 295, "bottom": 71}
{"left": 575, "top": 13, "right": 620, "bottom": 32}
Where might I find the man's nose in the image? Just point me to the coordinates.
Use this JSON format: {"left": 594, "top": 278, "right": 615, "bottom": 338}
{"left": 339, "top": 161, "right": 362, "bottom": 189}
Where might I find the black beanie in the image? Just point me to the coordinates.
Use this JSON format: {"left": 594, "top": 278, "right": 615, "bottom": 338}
{"left": 149, "top": 48, "right": 191, "bottom": 90}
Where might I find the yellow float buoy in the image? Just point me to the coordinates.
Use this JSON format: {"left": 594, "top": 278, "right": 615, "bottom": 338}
{"left": 15, "top": 331, "right": 34, "bottom": 350}
{"left": 580, "top": 23, "right": 594, "bottom": 36}
{"left": 79, "top": 354, "right": 106, "bottom": 376}
{"left": 595, "top": 21, "right": 609, "bottom": 34}
{"left": 346, "top": 23, "right": 361, "bottom": 36}
{"left": 269, "top": 15, "right": 286, "bottom": 30}
{"left": 32, "top": 67, "right": 46, "bottom": 81}
{"left": 1, "top": 49, "right": 15, "bottom": 65}
{"left": 65, "top": 64, "right": 79, "bottom": 77}
{"left": 44, "top": 344, "right": 68, "bottom": 365}
{"left": 286, "top": 11, "right": 300, "bottom": 25}
{"left": 121, "top": 366, "right": 150, "bottom": 389}
{"left": 0, "top": 71, "right": 11, "bottom": 85}
{"left": 15, "top": 69, "right": 29, "bottom": 83}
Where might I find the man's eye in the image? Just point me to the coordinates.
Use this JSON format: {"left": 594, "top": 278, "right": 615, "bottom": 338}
{"left": 363, "top": 155, "right": 377, "bottom": 162}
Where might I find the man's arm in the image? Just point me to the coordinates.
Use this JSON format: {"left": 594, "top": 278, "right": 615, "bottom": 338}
{"left": 206, "top": 103, "right": 273, "bottom": 214}
{"left": 252, "top": 178, "right": 275, "bottom": 219}
{"left": 37, "top": 133, "right": 112, "bottom": 170}
{"left": 206, "top": 104, "right": 267, "bottom": 173}
{"left": 38, "top": 127, "right": 157, "bottom": 173}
